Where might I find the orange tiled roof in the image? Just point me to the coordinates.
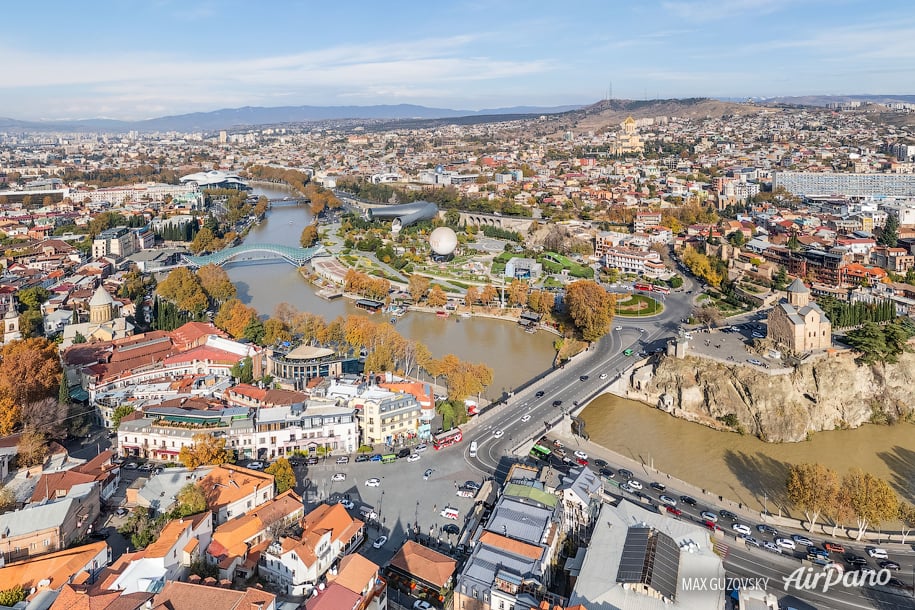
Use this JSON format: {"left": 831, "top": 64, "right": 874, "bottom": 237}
{"left": 388, "top": 540, "right": 456, "bottom": 589}
{"left": 199, "top": 465, "right": 273, "bottom": 511}
{"left": 0, "top": 541, "right": 108, "bottom": 598}
{"left": 331, "top": 553, "right": 379, "bottom": 596}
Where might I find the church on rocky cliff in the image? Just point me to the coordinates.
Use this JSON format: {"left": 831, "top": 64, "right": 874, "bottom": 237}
{"left": 767, "top": 278, "right": 832, "bottom": 354}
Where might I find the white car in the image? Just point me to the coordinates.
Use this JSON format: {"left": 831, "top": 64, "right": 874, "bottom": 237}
{"left": 628, "top": 479, "right": 643, "bottom": 490}
{"left": 659, "top": 495, "right": 677, "bottom": 507}
{"left": 331, "top": 473, "right": 346, "bottom": 482}
{"left": 520, "top": 414, "right": 531, "bottom": 422}
{"left": 406, "top": 453, "right": 421, "bottom": 462}
{"left": 573, "top": 450, "right": 588, "bottom": 460}
{"left": 599, "top": 373, "right": 608, "bottom": 380}
{"left": 247, "top": 461, "right": 265, "bottom": 470}
{"left": 373, "top": 536, "right": 387, "bottom": 548}
{"left": 365, "top": 478, "right": 381, "bottom": 487}
{"left": 700, "top": 511, "right": 718, "bottom": 523}
{"left": 764, "top": 542, "right": 782, "bottom": 554}
{"left": 335, "top": 456, "right": 349, "bottom": 464}
{"left": 413, "top": 601, "right": 433, "bottom": 610}
{"left": 414, "top": 443, "right": 428, "bottom": 453}
{"left": 614, "top": 326, "right": 622, "bottom": 331}
{"left": 747, "top": 358, "right": 763, "bottom": 365}
{"left": 775, "top": 538, "right": 796, "bottom": 550}
{"left": 732, "top": 523, "right": 751, "bottom": 536}
{"left": 866, "top": 547, "right": 888, "bottom": 559}
{"left": 339, "top": 499, "right": 354, "bottom": 510}
{"left": 493, "top": 429, "right": 504, "bottom": 438}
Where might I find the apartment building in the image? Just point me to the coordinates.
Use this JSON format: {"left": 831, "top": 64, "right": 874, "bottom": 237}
{"left": 92, "top": 226, "right": 138, "bottom": 259}
{"left": 254, "top": 400, "right": 359, "bottom": 459}
{"left": 601, "top": 247, "right": 665, "bottom": 277}
{"left": 349, "top": 386, "right": 422, "bottom": 447}
{"left": 773, "top": 171, "right": 915, "bottom": 198}
{"left": 259, "top": 503, "right": 365, "bottom": 596}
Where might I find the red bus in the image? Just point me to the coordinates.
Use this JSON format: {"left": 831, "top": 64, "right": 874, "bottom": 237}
{"left": 633, "top": 282, "right": 652, "bottom": 292}
{"left": 653, "top": 286, "right": 670, "bottom": 295}
{"left": 433, "top": 428, "right": 463, "bottom": 450}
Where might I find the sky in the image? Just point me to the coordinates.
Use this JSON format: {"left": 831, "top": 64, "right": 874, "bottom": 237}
{"left": 1, "top": 0, "right": 913, "bottom": 121}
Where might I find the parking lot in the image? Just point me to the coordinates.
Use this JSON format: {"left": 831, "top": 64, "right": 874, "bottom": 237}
{"left": 684, "top": 320, "right": 782, "bottom": 369}
{"left": 293, "top": 449, "right": 485, "bottom": 565}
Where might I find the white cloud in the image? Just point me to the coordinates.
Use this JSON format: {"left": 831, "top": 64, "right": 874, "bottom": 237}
{"left": 661, "top": 0, "right": 796, "bottom": 22}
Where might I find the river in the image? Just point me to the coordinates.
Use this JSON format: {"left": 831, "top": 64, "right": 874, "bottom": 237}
{"left": 224, "top": 185, "right": 557, "bottom": 398}
{"left": 581, "top": 393, "right": 915, "bottom": 514}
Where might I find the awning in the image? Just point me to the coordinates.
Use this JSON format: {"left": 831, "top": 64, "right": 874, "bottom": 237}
{"left": 70, "top": 387, "right": 90, "bottom": 402}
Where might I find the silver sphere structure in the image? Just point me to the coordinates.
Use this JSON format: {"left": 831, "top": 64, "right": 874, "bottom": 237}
{"left": 429, "top": 226, "right": 458, "bottom": 256}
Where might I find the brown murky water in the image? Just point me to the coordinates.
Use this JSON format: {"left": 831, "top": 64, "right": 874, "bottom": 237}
{"left": 581, "top": 393, "right": 915, "bottom": 513}
{"left": 227, "top": 187, "right": 557, "bottom": 398}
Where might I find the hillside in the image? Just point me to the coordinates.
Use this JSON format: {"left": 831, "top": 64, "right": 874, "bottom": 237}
{"left": 567, "top": 97, "right": 761, "bottom": 132}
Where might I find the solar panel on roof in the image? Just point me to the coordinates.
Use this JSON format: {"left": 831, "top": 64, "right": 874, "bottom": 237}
{"left": 615, "top": 526, "right": 680, "bottom": 602}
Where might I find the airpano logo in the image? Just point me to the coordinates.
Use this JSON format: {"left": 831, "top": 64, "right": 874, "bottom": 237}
{"left": 783, "top": 566, "right": 892, "bottom": 593}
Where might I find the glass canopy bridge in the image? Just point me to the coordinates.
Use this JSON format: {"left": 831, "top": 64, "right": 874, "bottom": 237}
{"left": 183, "top": 243, "right": 325, "bottom": 267}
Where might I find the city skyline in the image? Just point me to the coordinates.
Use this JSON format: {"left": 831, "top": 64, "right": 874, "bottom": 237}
{"left": 1, "top": 0, "right": 914, "bottom": 121}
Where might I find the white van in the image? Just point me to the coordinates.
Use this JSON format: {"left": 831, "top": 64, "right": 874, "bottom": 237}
{"left": 684, "top": 332, "right": 693, "bottom": 340}
{"left": 468, "top": 441, "right": 478, "bottom": 458}
{"left": 441, "top": 507, "right": 460, "bottom": 520}
{"left": 359, "top": 506, "right": 377, "bottom": 521}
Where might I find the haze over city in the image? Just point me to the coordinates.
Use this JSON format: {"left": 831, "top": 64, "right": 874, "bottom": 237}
{"left": 2, "top": 0, "right": 914, "bottom": 120}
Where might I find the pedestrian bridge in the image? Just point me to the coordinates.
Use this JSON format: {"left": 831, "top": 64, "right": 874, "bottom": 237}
{"left": 183, "top": 243, "right": 325, "bottom": 267}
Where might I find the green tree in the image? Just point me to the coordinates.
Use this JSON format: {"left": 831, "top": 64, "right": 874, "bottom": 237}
{"left": 0, "top": 586, "right": 26, "bottom": 606}
{"left": 786, "top": 463, "right": 839, "bottom": 532}
{"left": 726, "top": 231, "right": 746, "bottom": 247}
{"left": 786, "top": 233, "right": 800, "bottom": 251}
{"left": 230, "top": 357, "right": 254, "bottom": 384}
{"left": 265, "top": 457, "right": 296, "bottom": 493}
{"left": 878, "top": 213, "right": 899, "bottom": 247}
{"left": 58, "top": 373, "right": 70, "bottom": 404}
{"left": 18, "top": 309, "right": 44, "bottom": 338}
{"left": 111, "top": 404, "right": 135, "bottom": 429}
{"left": 243, "top": 316, "right": 266, "bottom": 345}
{"left": 668, "top": 275, "right": 683, "bottom": 289}
{"left": 16, "top": 286, "right": 50, "bottom": 311}
{"left": 174, "top": 483, "right": 208, "bottom": 517}
{"left": 773, "top": 266, "right": 788, "bottom": 291}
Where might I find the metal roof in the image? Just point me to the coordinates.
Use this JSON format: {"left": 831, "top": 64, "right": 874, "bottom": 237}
{"left": 616, "top": 526, "right": 681, "bottom": 602}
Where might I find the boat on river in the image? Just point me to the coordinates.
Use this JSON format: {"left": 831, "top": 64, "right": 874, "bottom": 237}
{"left": 436, "top": 310, "right": 449, "bottom": 318}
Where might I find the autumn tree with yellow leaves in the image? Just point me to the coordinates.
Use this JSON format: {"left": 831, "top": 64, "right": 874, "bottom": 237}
{"left": 179, "top": 433, "right": 236, "bottom": 468}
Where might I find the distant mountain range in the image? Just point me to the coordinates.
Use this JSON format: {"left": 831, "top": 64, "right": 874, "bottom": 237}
{"left": 0, "top": 103, "right": 583, "bottom": 133}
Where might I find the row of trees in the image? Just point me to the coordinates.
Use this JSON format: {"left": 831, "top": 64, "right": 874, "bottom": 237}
{"left": 344, "top": 269, "right": 391, "bottom": 301}
{"left": 818, "top": 297, "right": 898, "bottom": 329}
{"left": 156, "top": 265, "right": 237, "bottom": 316}
{"left": 156, "top": 219, "right": 199, "bottom": 242}
{"left": 786, "top": 463, "right": 915, "bottom": 541}
{"left": 680, "top": 245, "right": 724, "bottom": 287}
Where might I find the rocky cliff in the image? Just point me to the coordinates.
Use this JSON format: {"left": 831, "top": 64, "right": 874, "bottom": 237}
{"left": 629, "top": 351, "right": 915, "bottom": 442}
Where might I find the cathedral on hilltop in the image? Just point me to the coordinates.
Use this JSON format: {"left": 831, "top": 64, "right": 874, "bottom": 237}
{"left": 767, "top": 278, "right": 832, "bottom": 354}
{"left": 61, "top": 285, "right": 134, "bottom": 348}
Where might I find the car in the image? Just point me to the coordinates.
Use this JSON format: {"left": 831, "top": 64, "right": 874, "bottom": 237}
{"left": 659, "top": 495, "right": 677, "bottom": 507}
{"left": 887, "top": 577, "right": 913, "bottom": 590}
{"left": 679, "top": 495, "right": 697, "bottom": 506}
{"left": 520, "top": 414, "right": 531, "bottom": 422}
{"left": 89, "top": 531, "right": 109, "bottom": 540}
{"left": 331, "top": 473, "right": 346, "bottom": 482}
{"left": 414, "top": 443, "right": 428, "bottom": 452}
{"left": 620, "top": 483, "right": 635, "bottom": 493}
{"left": 373, "top": 536, "right": 387, "bottom": 548}
{"left": 844, "top": 554, "right": 868, "bottom": 567}
{"left": 764, "top": 542, "right": 782, "bottom": 554}
{"left": 579, "top": 375, "right": 589, "bottom": 381}
{"left": 824, "top": 542, "right": 846, "bottom": 554}
{"left": 747, "top": 358, "right": 763, "bottom": 365}
{"left": 413, "top": 601, "right": 433, "bottom": 610}
{"left": 700, "top": 511, "right": 718, "bottom": 523}
{"left": 440, "top": 507, "right": 459, "bottom": 519}
{"left": 614, "top": 326, "right": 622, "bottom": 331}
{"left": 493, "top": 429, "right": 504, "bottom": 438}
{"left": 879, "top": 560, "right": 901, "bottom": 570}
{"left": 306, "top": 456, "right": 319, "bottom": 465}
{"left": 463, "top": 481, "right": 481, "bottom": 491}
{"left": 370, "top": 454, "right": 383, "bottom": 462}
{"left": 599, "top": 373, "right": 608, "bottom": 380}
{"left": 552, "top": 400, "right": 563, "bottom": 407}
{"left": 786, "top": 534, "right": 812, "bottom": 547}
{"left": 115, "top": 507, "right": 128, "bottom": 517}
{"left": 593, "top": 458, "right": 608, "bottom": 468}
{"left": 406, "top": 453, "right": 421, "bottom": 462}
{"left": 355, "top": 454, "right": 371, "bottom": 463}
{"left": 756, "top": 524, "right": 778, "bottom": 536}
{"left": 397, "top": 448, "right": 412, "bottom": 458}
{"left": 336, "top": 456, "right": 350, "bottom": 464}
{"left": 443, "top": 524, "right": 460, "bottom": 535}
{"left": 775, "top": 538, "right": 796, "bottom": 550}
{"left": 576, "top": 458, "right": 588, "bottom": 466}
{"left": 599, "top": 467, "right": 615, "bottom": 479}
{"left": 456, "top": 488, "right": 475, "bottom": 498}
{"left": 807, "top": 546, "right": 829, "bottom": 560}
{"left": 138, "top": 463, "right": 154, "bottom": 471}
{"left": 665, "top": 506, "right": 683, "bottom": 517}
{"left": 866, "top": 547, "right": 888, "bottom": 559}
{"left": 573, "top": 450, "right": 588, "bottom": 460}
{"left": 123, "top": 462, "right": 138, "bottom": 470}
{"left": 742, "top": 536, "right": 762, "bottom": 548}
{"left": 718, "top": 509, "right": 738, "bottom": 522}
{"left": 552, "top": 440, "right": 564, "bottom": 448}
{"left": 704, "top": 520, "right": 722, "bottom": 532}
{"left": 618, "top": 469, "right": 634, "bottom": 480}
{"left": 535, "top": 391, "right": 545, "bottom": 398}
{"left": 628, "top": 479, "right": 643, "bottom": 490}
{"left": 365, "top": 478, "right": 381, "bottom": 487}
{"left": 423, "top": 468, "right": 434, "bottom": 480}
{"left": 732, "top": 523, "right": 751, "bottom": 536}
{"left": 339, "top": 499, "right": 355, "bottom": 510}
{"left": 650, "top": 482, "right": 666, "bottom": 492}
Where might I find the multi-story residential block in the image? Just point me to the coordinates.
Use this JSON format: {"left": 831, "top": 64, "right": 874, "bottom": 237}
{"left": 108, "top": 512, "right": 212, "bottom": 594}
{"left": 259, "top": 503, "right": 364, "bottom": 596}
{"left": 773, "top": 171, "right": 915, "bottom": 198}
{"left": 254, "top": 399, "right": 359, "bottom": 458}
{"left": 634, "top": 211, "right": 662, "bottom": 232}
{"left": 348, "top": 386, "right": 422, "bottom": 446}
{"left": 92, "top": 226, "right": 138, "bottom": 259}
{"left": 0, "top": 482, "right": 100, "bottom": 561}
{"left": 602, "top": 247, "right": 665, "bottom": 277}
